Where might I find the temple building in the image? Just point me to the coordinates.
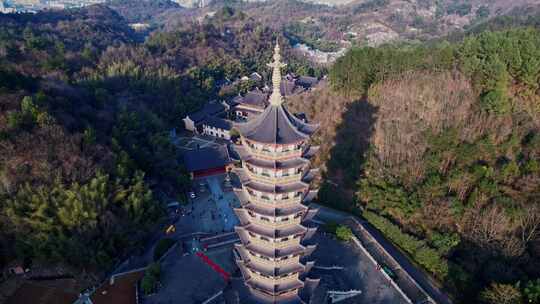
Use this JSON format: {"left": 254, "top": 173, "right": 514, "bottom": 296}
{"left": 232, "top": 41, "right": 321, "bottom": 304}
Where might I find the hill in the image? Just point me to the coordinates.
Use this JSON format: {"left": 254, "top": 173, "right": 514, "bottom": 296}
{"left": 0, "top": 4, "right": 319, "bottom": 287}
{"left": 288, "top": 24, "right": 540, "bottom": 303}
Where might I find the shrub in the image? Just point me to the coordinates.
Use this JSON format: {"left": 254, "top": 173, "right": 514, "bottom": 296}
{"left": 413, "top": 246, "right": 449, "bottom": 279}
{"left": 335, "top": 225, "right": 353, "bottom": 242}
{"left": 363, "top": 211, "right": 448, "bottom": 279}
{"left": 140, "top": 275, "right": 155, "bottom": 295}
{"left": 153, "top": 238, "right": 175, "bottom": 261}
{"left": 524, "top": 279, "right": 540, "bottom": 304}
{"left": 141, "top": 262, "right": 161, "bottom": 295}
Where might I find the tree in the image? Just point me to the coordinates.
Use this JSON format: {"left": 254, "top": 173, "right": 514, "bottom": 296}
{"left": 141, "top": 262, "right": 161, "bottom": 295}
{"left": 153, "top": 238, "right": 175, "bottom": 261}
{"left": 524, "top": 279, "right": 540, "bottom": 304}
{"left": 480, "top": 283, "right": 522, "bottom": 304}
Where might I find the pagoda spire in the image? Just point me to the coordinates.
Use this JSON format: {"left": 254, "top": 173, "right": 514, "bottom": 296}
{"left": 267, "top": 40, "right": 287, "bottom": 106}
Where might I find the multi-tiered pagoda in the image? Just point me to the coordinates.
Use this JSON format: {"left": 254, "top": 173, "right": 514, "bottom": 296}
{"left": 232, "top": 42, "right": 320, "bottom": 304}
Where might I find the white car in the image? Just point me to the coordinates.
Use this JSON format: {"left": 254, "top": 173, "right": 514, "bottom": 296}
{"left": 189, "top": 192, "right": 196, "bottom": 199}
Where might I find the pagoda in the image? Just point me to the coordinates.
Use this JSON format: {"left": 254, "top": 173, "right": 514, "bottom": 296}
{"left": 232, "top": 41, "right": 320, "bottom": 304}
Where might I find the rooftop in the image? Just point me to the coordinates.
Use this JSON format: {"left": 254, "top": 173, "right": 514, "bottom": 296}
{"left": 5, "top": 279, "right": 79, "bottom": 304}
{"left": 90, "top": 270, "right": 145, "bottom": 304}
{"left": 236, "top": 105, "right": 318, "bottom": 145}
{"left": 238, "top": 90, "right": 268, "bottom": 109}
{"left": 203, "top": 116, "right": 233, "bottom": 131}
{"left": 183, "top": 145, "right": 231, "bottom": 172}
{"left": 187, "top": 102, "right": 225, "bottom": 123}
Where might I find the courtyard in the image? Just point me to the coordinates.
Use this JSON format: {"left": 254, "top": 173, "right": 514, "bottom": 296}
{"left": 146, "top": 231, "right": 408, "bottom": 304}
{"left": 173, "top": 173, "right": 240, "bottom": 235}
{"left": 309, "top": 233, "right": 408, "bottom": 304}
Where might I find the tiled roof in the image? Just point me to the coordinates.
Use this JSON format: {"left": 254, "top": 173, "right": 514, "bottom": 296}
{"left": 235, "top": 104, "right": 318, "bottom": 145}
{"left": 297, "top": 76, "right": 318, "bottom": 88}
{"left": 5, "top": 280, "right": 79, "bottom": 304}
{"left": 187, "top": 102, "right": 225, "bottom": 123}
{"left": 239, "top": 91, "right": 268, "bottom": 109}
{"left": 203, "top": 116, "right": 233, "bottom": 131}
{"left": 183, "top": 145, "right": 231, "bottom": 172}
{"left": 90, "top": 271, "right": 144, "bottom": 304}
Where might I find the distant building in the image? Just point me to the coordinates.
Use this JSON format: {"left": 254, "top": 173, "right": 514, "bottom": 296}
{"left": 0, "top": 1, "right": 15, "bottom": 13}
{"left": 129, "top": 23, "right": 150, "bottom": 31}
{"left": 201, "top": 116, "right": 233, "bottom": 140}
{"left": 296, "top": 76, "right": 318, "bottom": 89}
{"left": 183, "top": 145, "right": 232, "bottom": 179}
{"left": 182, "top": 101, "right": 225, "bottom": 132}
{"left": 234, "top": 89, "right": 268, "bottom": 119}
{"left": 249, "top": 72, "right": 263, "bottom": 82}
{"left": 280, "top": 79, "right": 303, "bottom": 96}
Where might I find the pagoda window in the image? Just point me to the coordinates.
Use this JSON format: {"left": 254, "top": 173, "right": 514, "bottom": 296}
{"left": 261, "top": 236, "right": 270, "bottom": 241}
{"left": 261, "top": 195, "right": 270, "bottom": 201}
{"left": 281, "top": 217, "right": 290, "bottom": 222}
{"left": 260, "top": 216, "right": 270, "bottom": 222}
{"left": 281, "top": 237, "right": 289, "bottom": 242}
{"left": 282, "top": 194, "right": 290, "bottom": 200}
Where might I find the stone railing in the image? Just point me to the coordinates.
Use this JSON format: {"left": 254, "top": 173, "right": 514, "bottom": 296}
{"left": 246, "top": 169, "right": 302, "bottom": 185}
{"left": 249, "top": 236, "right": 301, "bottom": 249}
{"left": 244, "top": 145, "right": 302, "bottom": 160}
{"left": 248, "top": 195, "right": 302, "bottom": 206}
{"left": 249, "top": 270, "right": 299, "bottom": 284}
{"left": 249, "top": 216, "right": 302, "bottom": 228}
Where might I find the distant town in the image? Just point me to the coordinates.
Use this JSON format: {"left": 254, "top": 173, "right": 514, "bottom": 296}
{"left": 0, "top": 0, "right": 208, "bottom": 13}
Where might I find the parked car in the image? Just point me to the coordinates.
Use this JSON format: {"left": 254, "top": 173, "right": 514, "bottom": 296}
{"left": 189, "top": 191, "right": 196, "bottom": 199}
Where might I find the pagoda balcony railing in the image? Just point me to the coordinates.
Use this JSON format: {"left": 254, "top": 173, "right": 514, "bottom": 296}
{"left": 247, "top": 251, "right": 301, "bottom": 267}
{"left": 248, "top": 269, "right": 300, "bottom": 284}
{"left": 247, "top": 193, "right": 303, "bottom": 206}
{"left": 248, "top": 215, "right": 303, "bottom": 228}
{"left": 246, "top": 170, "right": 302, "bottom": 185}
{"left": 249, "top": 235, "right": 302, "bottom": 249}
{"left": 244, "top": 145, "right": 303, "bottom": 160}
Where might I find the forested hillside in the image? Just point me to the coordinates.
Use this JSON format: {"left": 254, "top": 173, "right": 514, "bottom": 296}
{"left": 0, "top": 5, "right": 315, "bottom": 283}
{"left": 289, "top": 25, "right": 540, "bottom": 303}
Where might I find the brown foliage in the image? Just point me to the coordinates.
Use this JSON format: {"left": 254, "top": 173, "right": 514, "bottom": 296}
{"left": 367, "top": 70, "right": 476, "bottom": 183}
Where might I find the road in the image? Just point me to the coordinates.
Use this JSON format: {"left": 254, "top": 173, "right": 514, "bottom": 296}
{"left": 312, "top": 203, "right": 453, "bottom": 304}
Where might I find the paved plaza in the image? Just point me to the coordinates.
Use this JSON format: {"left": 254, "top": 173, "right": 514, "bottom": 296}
{"left": 140, "top": 174, "right": 407, "bottom": 304}
{"left": 144, "top": 245, "right": 232, "bottom": 304}
{"left": 310, "top": 233, "right": 408, "bottom": 304}
{"left": 174, "top": 174, "right": 240, "bottom": 235}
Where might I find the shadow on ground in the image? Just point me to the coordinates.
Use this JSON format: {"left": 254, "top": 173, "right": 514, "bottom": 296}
{"left": 318, "top": 98, "right": 378, "bottom": 213}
